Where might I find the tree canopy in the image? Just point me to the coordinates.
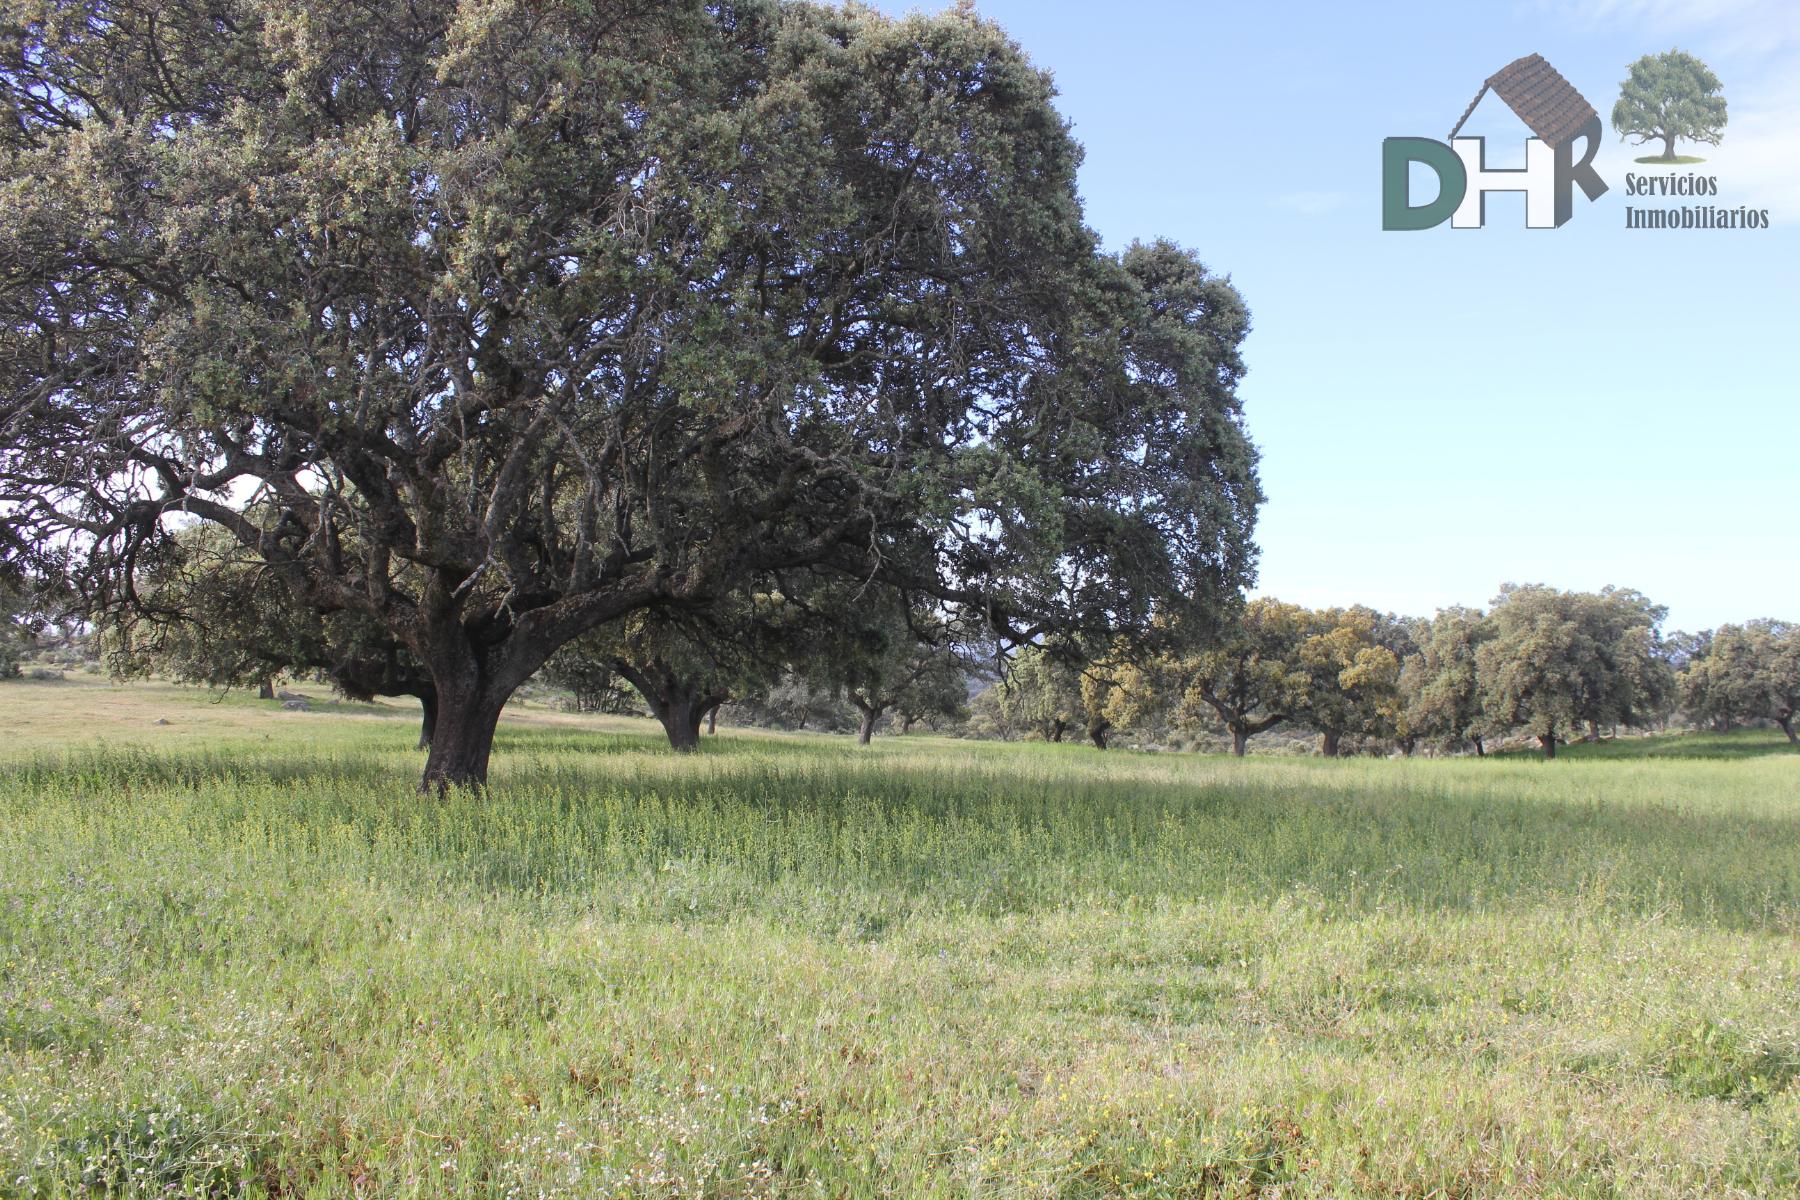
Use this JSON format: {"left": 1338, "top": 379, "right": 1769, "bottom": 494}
{"left": 0, "top": 0, "right": 1261, "bottom": 788}
{"left": 1680, "top": 621, "right": 1800, "bottom": 744}
{"left": 1398, "top": 605, "right": 1492, "bottom": 755}
{"left": 1476, "top": 585, "right": 1673, "bottom": 759}
{"left": 1611, "top": 49, "right": 1727, "bottom": 161}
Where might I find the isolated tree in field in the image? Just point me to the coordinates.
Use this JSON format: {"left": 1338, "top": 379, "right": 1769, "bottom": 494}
{"left": 1400, "top": 606, "right": 1493, "bottom": 755}
{"left": 1586, "top": 588, "right": 1677, "bottom": 736}
{"left": 1681, "top": 621, "right": 1800, "bottom": 744}
{"left": 1476, "top": 585, "right": 1669, "bottom": 758}
{"left": 1164, "top": 598, "right": 1311, "bottom": 756}
{"left": 830, "top": 607, "right": 970, "bottom": 745}
{"left": 1612, "top": 50, "right": 1727, "bottom": 161}
{"left": 0, "top": 0, "right": 1261, "bottom": 789}
{"left": 1678, "top": 629, "right": 1739, "bottom": 733}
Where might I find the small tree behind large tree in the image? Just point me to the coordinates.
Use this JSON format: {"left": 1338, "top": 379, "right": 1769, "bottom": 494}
{"left": 0, "top": 570, "right": 44, "bottom": 679}
{"left": 1171, "top": 598, "right": 1311, "bottom": 756}
{"left": 1612, "top": 49, "right": 1727, "bottom": 161}
{"left": 548, "top": 590, "right": 807, "bottom": 752}
{"left": 836, "top": 620, "right": 970, "bottom": 745}
{"left": 102, "top": 526, "right": 440, "bottom": 745}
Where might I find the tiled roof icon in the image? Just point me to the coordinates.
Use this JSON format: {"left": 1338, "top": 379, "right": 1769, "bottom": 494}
{"left": 1449, "top": 54, "right": 1598, "bottom": 150}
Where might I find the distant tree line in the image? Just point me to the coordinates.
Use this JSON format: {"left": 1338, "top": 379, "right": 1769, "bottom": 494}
{"left": 28, "top": 534, "right": 1797, "bottom": 760}
{"left": 968, "top": 586, "right": 1797, "bottom": 760}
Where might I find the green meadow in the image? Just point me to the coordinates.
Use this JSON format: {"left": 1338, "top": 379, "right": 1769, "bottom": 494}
{"left": 3, "top": 677, "right": 1800, "bottom": 1197}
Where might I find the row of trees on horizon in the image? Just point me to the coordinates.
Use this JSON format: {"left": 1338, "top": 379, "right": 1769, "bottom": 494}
{"left": 7, "top": 550, "right": 1794, "bottom": 762}
{"left": 968, "top": 590, "right": 1799, "bottom": 759}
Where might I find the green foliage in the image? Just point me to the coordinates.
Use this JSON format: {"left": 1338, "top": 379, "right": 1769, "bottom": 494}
{"left": 0, "top": 0, "right": 1261, "bottom": 786}
{"left": 1288, "top": 607, "right": 1404, "bottom": 755}
{"left": 0, "top": 577, "right": 33, "bottom": 679}
{"left": 1125, "top": 600, "right": 1407, "bottom": 756}
{"left": 1169, "top": 597, "right": 1312, "bottom": 754}
{"left": 1612, "top": 49, "right": 1728, "bottom": 160}
{"left": 1681, "top": 620, "right": 1800, "bottom": 742}
{"left": 798, "top": 593, "right": 973, "bottom": 742}
{"left": 1400, "top": 606, "right": 1494, "bottom": 754}
{"left": 98, "top": 523, "right": 432, "bottom": 712}
{"left": 99, "top": 525, "right": 325, "bottom": 692}
{"left": 1476, "top": 584, "right": 1675, "bottom": 756}
{"left": 990, "top": 645, "right": 1113, "bottom": 746}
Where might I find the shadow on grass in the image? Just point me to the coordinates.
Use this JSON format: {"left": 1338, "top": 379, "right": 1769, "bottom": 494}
{"left": 1496, "top": 730, "right": 1798, "bottom": 762}
{"left": 8, "top": 729, "right": 1800, "bottom": 934}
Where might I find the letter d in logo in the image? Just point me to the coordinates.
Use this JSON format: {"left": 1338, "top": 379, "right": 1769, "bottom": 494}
{"left": 1382, "top": 138, "right": 1467, "bottom": 231}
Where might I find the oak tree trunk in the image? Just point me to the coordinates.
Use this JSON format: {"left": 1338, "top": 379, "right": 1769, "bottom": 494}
{"left": 1231, "top": 725, "right": 1248, "bottom": 757}
{"left": 1660, "top": 133, "right": 1677, "bottom": 161}
{"left": 614, "top": 660, "right": 722, "bottom": 753}
{"left": 856, "top": 705, "right": 879, "bottom": 745}
{"left": 1472, "top": 734, "right": 1485, "bottom": 758}
{"left": 1540, "top": 732, "right": 1557, "bottom": 760}
{"left": 417, "top": 691, "right": 437, "bottom": 751}
{"left": 654, "top": 696, "right": 703, "bottom": 753}
{"left": 420, "top": 686, "right": 506, "bottom": 791}
{"left": 1319, "top": 729, "right": 1341, "bottom": 758}
{"left": 1050, "top": 718, "right": 1066, "bottom": 743}
{"left": 1088, "top": 719, "right": 1110, "bottom": 750}
{"left": 258, "top": 677, "right": 276, "bottom": 700}
{"left": 706, "top": 703, "right": 719, "bottom": 736}
{"left": 1779, "top": 714, "right": 1797, "bottom": 745}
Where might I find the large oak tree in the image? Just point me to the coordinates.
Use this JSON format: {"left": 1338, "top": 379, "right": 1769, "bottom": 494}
{"left": 1476, "top": 585, "right": 1672, "bottom": 759}
{"left": 0, "top": 0, "right": 1261, "bottom": 787}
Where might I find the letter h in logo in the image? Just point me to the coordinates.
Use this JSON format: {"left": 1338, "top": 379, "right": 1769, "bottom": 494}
{"left": 1451, "top": 136, "right": 1555, "bottom": 228}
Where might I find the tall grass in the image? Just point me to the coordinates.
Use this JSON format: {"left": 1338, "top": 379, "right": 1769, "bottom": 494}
{"left": 3, "top": 689, "right": 1799, "bottom": 1196}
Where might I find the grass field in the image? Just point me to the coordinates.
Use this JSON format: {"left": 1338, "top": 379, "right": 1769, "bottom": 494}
{"left": 3, "top": 676, "right": 1800, "bottom": 1197}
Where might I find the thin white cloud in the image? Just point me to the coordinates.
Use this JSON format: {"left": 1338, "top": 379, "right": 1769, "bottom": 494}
{"left": 1536, "top": 0, "right": 1800, "bottom": 218}
{"left": 1535, "top": 0, "right": 1800, "bottom": 56}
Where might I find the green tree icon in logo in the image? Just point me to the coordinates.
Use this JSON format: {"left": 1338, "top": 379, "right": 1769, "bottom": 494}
{"left": 1612, "top": 49, "right": 1727, "bottom": 164}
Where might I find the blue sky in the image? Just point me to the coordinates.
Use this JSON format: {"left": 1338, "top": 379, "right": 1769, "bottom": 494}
{"left": 874, "top": 0, "right": 1799, "bottom": 633}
